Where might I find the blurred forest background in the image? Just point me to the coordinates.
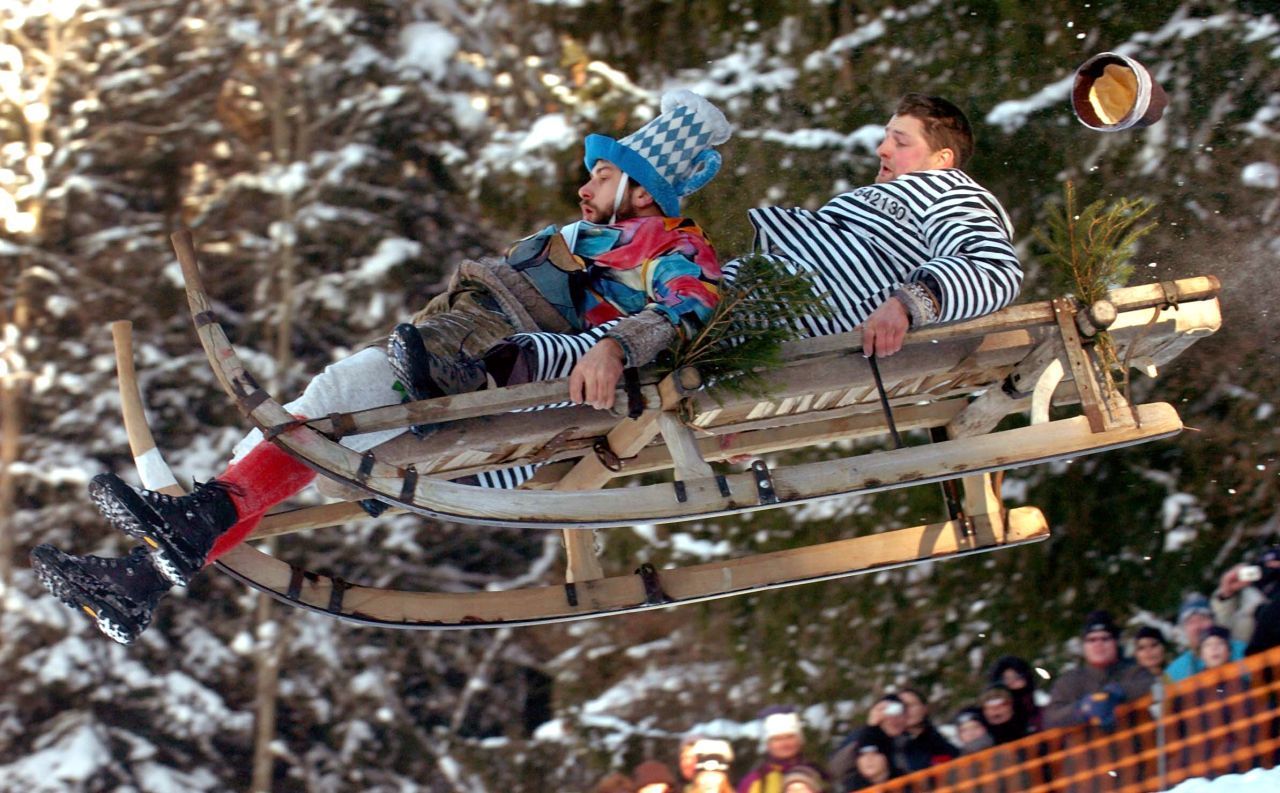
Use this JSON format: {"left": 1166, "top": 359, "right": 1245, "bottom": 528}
{"left": 1, "top": 1, "right": 1278, "bottom": 790}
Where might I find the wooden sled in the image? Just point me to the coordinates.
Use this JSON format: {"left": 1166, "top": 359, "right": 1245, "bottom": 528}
{"left": 110, "top": 232, "right": 1219, "bottom": 629}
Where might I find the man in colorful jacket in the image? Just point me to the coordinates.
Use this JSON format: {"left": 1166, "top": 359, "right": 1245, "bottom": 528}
{"left": 32, "top": 90, "right": 731, "bottom": 645}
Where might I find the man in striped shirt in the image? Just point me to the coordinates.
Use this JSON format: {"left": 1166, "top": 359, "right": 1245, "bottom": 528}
{"left": 745, "top": 93, "right": 1023, "bottom": 359}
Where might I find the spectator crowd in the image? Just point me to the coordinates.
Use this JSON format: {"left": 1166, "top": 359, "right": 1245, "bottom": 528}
{"left": 590, "top": 545, "right": 1280, "bottom": 793}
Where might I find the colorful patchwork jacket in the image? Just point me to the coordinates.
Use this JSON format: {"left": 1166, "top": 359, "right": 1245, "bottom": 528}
{"left": 456, "top": 215, "right": 720, "bottom": 367}
{"left": 564, "top": 215, "right": 720, "bottom": 329}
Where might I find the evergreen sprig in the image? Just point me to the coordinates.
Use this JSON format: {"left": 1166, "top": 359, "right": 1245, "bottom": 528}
{"left": 1036, "top": 180, "right": 1156, "bottom": 305}
{"left": 670, "top": 253, "right": 834, "bottom": 398}
{"left": 1035, "top": 181, "right": 1157, "bottom": 395}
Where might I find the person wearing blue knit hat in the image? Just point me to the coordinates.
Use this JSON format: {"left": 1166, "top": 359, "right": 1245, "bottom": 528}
{"left": 1166, "top": 592, "right": 1247, "bottom": 682}
{"left": 32, "top": 89, "right": 733, "bottom": 646}
{"left": 581, "top": 89, "right": 731, "bottom": 223}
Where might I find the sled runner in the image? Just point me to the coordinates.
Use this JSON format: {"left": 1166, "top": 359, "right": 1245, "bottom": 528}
{"left": 110, "top": 232, "right": 1220, "bottom": 628}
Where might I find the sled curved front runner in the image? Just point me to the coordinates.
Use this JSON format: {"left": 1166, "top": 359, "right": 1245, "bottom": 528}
{"left": 145, "top": 231, "right": 1221, "bottom": 628}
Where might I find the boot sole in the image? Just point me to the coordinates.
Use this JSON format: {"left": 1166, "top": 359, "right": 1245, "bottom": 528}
{"left": 30, "top": 545, "right": 143, "bottom": 645}
{"left": 88, "top": 475, "right": 200, "bottom": 588}
{"left": 388, "top": 324, "right": 486, "bottom": 438}
{"left": 389, "top": 324, "right": 484, "bottom": 399}
{"left": 387, "top": 324, "right": 442, "bottom": 402}
{"left": 388, "top": 324, "right": 441, "bottom": 437}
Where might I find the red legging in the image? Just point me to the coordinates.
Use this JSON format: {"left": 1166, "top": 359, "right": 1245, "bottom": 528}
{"left": 206, "top": 440, "right": 315, "bottom": 563}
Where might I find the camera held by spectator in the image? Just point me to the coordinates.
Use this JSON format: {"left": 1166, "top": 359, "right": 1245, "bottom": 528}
{"left": 1215, "top": 545, "right": 1280, "bottom": 655}
{"left": 691, "top": 738, "right": 734, "bottom": 793}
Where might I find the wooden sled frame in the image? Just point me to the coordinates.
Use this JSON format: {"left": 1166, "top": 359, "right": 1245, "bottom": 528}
{"left": 109, "top": 232, "right": 1218, "bottom": 628}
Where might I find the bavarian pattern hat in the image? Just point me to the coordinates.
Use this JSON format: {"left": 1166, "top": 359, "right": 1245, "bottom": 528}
{"left": 584, "top": 89, "right": 731, "bottom": 217}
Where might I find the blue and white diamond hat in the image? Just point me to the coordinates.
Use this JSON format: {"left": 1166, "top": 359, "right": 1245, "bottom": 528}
{"left": 583, "top": 89, "right": 732, "bottom": 217}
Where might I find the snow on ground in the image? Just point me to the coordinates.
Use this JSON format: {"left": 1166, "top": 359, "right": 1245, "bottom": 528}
{"left": 1169, "top": 766, "right": 1280, "bottom": 792}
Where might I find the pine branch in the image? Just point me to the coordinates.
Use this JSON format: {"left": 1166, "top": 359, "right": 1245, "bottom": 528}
{"left": 1036, "top": 180, "right": 1156, "bottom": 305}
{"left": 670, "top": 254, "right": 833, "bottom": 399}
{"left": 1034, "top": 181, "right": 1158, "bottom": 394}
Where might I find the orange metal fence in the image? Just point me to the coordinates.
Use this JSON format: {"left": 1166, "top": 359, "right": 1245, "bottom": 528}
{"left": 869, "top": 644, "right": 1280, "bottom": 793}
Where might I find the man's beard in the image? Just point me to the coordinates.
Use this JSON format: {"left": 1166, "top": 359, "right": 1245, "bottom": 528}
{"left": 581, "top": 193, "right": 635, "bottom": 223}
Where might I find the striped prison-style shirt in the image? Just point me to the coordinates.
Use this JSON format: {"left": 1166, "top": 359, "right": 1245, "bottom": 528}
{"left": 747, "top": 168, "right": 1022, "bottom": 335}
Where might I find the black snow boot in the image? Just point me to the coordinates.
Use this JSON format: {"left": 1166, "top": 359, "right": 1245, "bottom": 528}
{"left": 387, "top": 322, "right": 488, "bottom": 401}
{"left": 387, "top": 322, "right": 488, "bottom": 437}
{"left": 31, "top": 544, "right": 171, "bottom": 644}
{"left": 88, "top": 475, "right": 238, "bottom": 587}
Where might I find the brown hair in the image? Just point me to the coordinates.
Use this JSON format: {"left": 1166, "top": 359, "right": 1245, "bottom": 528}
{"left": 894, "top": 93, "right": 975, "bottom": 169}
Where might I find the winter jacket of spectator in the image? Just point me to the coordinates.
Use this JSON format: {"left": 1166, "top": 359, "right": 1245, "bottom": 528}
{"left": 746, "top": 169, "right": 1022, "bottom": 335}
{"left": 839, "top": 767, "right": 901, "bottom": 793}
{"left": 736, "top": 755, "right": 819, "bottom": 793}
{"left": 1212, "top": 585, "right": 1270, "bottom": 644}
{"left": 987, "top": 715, "right": 1032, "bottom": 746}
{"left": 1247, "top": 596, "right": 1280, "bottom": 656}
{"left": 901, "top": 723, "right": 959, "bottom": 770}
{"left": 959, "top": 734, "right": 995, "bottom": 756}
{"left": 1165, "top": 639, "right": 1248, "bottom": 682}
{"left": 1043, "top": 658, "right": 1155, "bottom": 728}
{"left": 1011, "top": 690, "right": 1043, "bottom": 735}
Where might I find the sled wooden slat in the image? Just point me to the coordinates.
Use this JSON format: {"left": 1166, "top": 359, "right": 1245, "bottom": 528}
{"left": 246, "top": 390, "right": 1182, "bottom": 530}
{"left": 215, "top": 507, "right": 1049, "bottom": 628}
{"left": 249, "top": 402, "right": 967, "bottom": 540}
{"left": 684, "top": 298, "right": 1218, "bottom": 435}
{"left": 774, "top": 276, "right": 1219, "bottom": 361}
